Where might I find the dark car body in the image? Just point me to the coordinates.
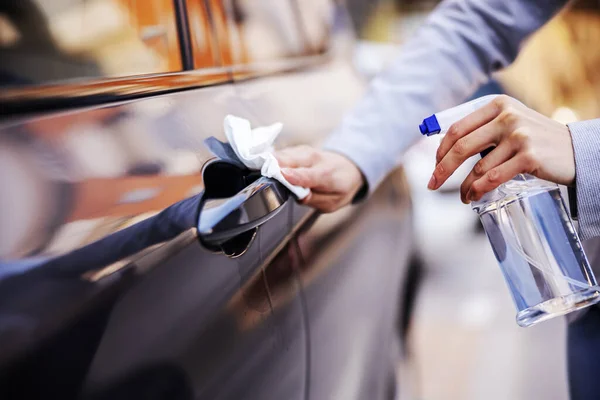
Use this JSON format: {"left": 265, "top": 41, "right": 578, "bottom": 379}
{"left": 0, "top": 1, "right": 416, "bottom": 399}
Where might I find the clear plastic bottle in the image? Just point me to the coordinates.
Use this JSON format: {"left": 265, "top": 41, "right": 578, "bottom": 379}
{"left": 471, "top": 174, "right": 599, "bottom": 327}
{"left": 420, "top": 96, "right": 600, "bottom": 327}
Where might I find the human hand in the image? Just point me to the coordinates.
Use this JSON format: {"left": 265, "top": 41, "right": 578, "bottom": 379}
{"left": 428, "top": 95, "right": 575, "bottom": 203}
{"left": 275, "top": 146, "right": 365, "bottom": 212}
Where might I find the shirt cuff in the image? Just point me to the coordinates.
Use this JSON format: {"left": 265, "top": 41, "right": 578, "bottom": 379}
{"left": 568, "top": 119, "right": 600, "bottom": 240}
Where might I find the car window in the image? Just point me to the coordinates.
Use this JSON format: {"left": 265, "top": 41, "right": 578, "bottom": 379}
{"left": 186, "top": 0, "right": 218, "bottom": 68}
{"left": 293, "top": 0, "right": 335, "bottom": 54}
{"left": 227, "top": 0, "right": 305, "bottom": 63}
{"left": 0, "top": 0, "right": 182, "bottom": 87}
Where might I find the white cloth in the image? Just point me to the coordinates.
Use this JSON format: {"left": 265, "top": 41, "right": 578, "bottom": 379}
{"left": 223, "top": 115, "right": 310, "bottom": 199}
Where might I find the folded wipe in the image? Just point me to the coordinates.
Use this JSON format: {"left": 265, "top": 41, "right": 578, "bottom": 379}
{"left": 222, "top": 115, "right": 310, "bottom": 199}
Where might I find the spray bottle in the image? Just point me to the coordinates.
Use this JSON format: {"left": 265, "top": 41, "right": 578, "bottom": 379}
{"left": 420, "top": 95, "right": 600, "bottom": 327}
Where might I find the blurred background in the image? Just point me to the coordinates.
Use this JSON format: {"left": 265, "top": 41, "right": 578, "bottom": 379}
{"left": 348, "top": 0, "right": 600, "bottom": 399}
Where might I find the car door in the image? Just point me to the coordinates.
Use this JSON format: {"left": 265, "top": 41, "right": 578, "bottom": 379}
{"left": 0, "top": 1, "right": 307, "bottom": 399}
{"left": 217, "top": 0, "right": 417, "bottom": 398}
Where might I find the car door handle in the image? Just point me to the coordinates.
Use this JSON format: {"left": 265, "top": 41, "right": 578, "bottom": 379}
{"left": 197, "top": 177, "right": 290, "bottom": 247}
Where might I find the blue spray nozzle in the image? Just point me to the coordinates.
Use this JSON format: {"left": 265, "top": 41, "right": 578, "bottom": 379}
{"left": 419, "top": 115, "right": 441, "bottom": 136}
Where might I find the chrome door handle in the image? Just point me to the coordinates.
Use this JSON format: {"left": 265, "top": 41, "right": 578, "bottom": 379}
{"left": 197, "top": 177, "right": 289, "bottom": 247}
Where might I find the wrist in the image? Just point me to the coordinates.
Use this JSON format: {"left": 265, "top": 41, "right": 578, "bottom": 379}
{"left": 323, "top": 150, "right": 368, "bottom": 203}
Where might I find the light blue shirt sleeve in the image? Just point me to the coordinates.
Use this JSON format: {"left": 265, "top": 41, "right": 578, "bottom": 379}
{"left": 323, "top": 0, "right": 568, "bottom": 193}
{"left": 568, "top": 120, "right": 600, "bottom": 240}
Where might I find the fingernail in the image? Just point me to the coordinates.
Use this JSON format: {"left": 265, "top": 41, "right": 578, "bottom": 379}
{"left": 427, "top": 175, "right": 437, "bottom": 190}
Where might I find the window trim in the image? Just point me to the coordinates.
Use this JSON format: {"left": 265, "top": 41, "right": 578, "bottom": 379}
{"left": 0, "top": 68, "right": 231, "bottom": 118}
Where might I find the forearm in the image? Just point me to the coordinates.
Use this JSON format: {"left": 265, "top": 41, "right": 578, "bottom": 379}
{"left": 568, "top": 119, "right": 600, "bottom": 240}
{"left": 325, "top": 0, "right": 567, "bottom": 193}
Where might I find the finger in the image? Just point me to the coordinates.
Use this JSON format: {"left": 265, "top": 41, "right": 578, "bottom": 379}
{"left": 436, "top": 96, "right": 507, "bottom": 164}
{"left": 275, "top": 146, "right": 319, "bottom": 168}
{"left": 460, "top": 142, "right": 516, "bottom": 203}
{"left": 302, "top": 192, "right": 343, "bottom": 213}
{"left": 298, "top": 191, "right": 313, "bottom": 205}
{"left": 467, "top": 154, "right": 529, "bottom": 202}
{"left": 281, "top": 167, "right": 321, "bottom": 189}
{"left": 430, "top": 121, "right": 505, "bottom": 190}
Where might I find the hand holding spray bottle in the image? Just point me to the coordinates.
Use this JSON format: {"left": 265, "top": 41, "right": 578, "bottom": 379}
{"left": 420, "top": 95, "right": 600, "bottom": 327}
